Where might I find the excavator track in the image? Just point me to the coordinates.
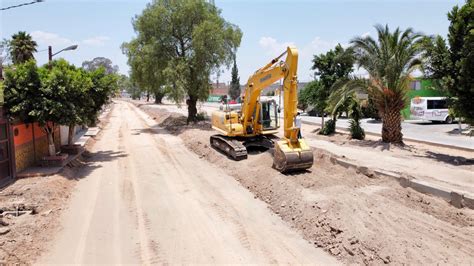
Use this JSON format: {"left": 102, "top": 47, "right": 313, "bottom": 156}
{"left": 210, "top": 134, "right": 248, "bottom": 160}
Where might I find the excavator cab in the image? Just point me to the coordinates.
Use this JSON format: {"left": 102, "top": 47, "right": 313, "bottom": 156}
{"left": 260, "top": 99, "right": 279, "bottom": 131}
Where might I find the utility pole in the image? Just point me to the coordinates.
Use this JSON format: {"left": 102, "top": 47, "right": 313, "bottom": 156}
{"left": 48, "top": 46, "right": 53, "bottom": 69}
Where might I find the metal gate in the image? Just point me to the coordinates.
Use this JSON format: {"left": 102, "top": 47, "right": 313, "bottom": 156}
{"left": 0, "top": 109, "right": 13, "bottom": 185}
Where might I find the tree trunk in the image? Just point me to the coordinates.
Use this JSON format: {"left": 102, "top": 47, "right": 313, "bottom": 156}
{"left": 154, "top": 92, "right": 164, "bottom": 104}
{"left": 146, "top": 92, "right": 150, "bottom": 102}
{"left": 47, "top": 130, "right": 56, "bottom": 156}
{"left": 381, "top": 110, "right": 403, "bottom": 144}
{"left": 186, "top": 96, "right": 198, "bottom": 124}
{"left": 68, "top": 124, "right": 75, "bottom": 146}
{"left": 321, "top": 116, "right": 325, "bottom": 129}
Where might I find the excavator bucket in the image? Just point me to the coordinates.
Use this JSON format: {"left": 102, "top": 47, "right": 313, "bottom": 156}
{"left": 273, "top": 138, "right": 314, "bottom": 172}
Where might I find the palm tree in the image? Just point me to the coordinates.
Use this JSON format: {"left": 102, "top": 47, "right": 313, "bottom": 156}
{"left": 330, "top": 25, "right": 424, "bottom": 144}
{"left": 9, "top": 31, "right": 37, "bottom": 64}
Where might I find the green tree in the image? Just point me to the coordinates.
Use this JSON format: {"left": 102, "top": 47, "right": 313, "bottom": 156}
{"left": 47, "top": 60, "right": 94, "bottom": 146}
{"left": 311, "top": 44, "right": 354, "bottom": 127}
{"left": 121, "top": 39, "right": 167, "bottom": 103}
{"left": 298, "top": 80, "right": 320, "bottom": 114}
{"left": 229, "top": 52, "right": 240, "bottom": 100}
{"left": 86, "top": 68, "right": 119, "bottom": 125}
{"left": 423, "top": 1, "right": 474, "bottom": 124}
{"left": 82, "top": 57, "right": 119, "bottom": 74}
{"left": 331, "top": 25, "right": 424, "bottom": 144}
{"left": 124, "top": 0, "right": 242, "bottom": 122}
{"left": 8, "top": 31, "right": 37, "bottom": 64}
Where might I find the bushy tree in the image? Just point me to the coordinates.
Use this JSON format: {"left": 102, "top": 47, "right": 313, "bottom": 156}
{"left": 311, "top": 44, "right": 354, "bottom": 127}
{"left": 8, "top": 31, "right": 37, "bottom": 64}
{"left": 123, "top": 0, "right": 242, "bottom": 122}
{"left": 45, "top": 60, "right": 94, "bottom": 146}
{"left": 4, "top": 60, "right": 117, "bottom": 155}
{"left": 86, "top": 68, "right": 119, "bottom": 125}
{"left": 82, "top": 57, "right": 119, "bottom": 74}
{"left": 422, "top": 1, "right": 474, "bottom": 124}
{"left": 121, "top": 39, "right": 167, "bottom": 103}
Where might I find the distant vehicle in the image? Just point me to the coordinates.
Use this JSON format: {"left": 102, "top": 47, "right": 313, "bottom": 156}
{"left": 410, "top": 97, "right": 454, "bottom": 123}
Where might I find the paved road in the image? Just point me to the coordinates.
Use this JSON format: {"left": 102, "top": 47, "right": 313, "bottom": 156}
{"left": 39, "top": 101, "right": 338, "bottom": 264}
{"left": 300, "top": 116, "right": 473, "bottom": 150}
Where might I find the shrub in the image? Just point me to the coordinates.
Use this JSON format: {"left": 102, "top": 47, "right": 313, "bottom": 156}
{"left": 319, "top": 119, "right": 336, "bottom": 135}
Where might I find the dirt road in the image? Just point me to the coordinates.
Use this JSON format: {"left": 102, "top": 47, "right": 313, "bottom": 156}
{"left": 39, "top": 101, "right": 337, "bottom": 264}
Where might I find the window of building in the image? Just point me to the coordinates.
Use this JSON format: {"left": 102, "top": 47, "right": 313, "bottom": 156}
{"left": 410, "top": 80, "right": 421, "bottom": 90}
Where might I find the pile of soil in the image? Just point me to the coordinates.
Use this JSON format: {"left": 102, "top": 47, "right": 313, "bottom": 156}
{"left": 140, "top": 105, "right": 474, "bottom": 265}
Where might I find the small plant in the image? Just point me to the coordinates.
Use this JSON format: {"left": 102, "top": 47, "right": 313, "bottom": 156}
{"left": 349, "top": 119, "right": 365, "bottom": 140}
{"left": 319, "top": 119, "right": 336, "bottom": 135}
{"left": 196, "top": 111, "right": 207, "bottom": 121}
{"left": 348, "top": 100, "right": 365, "bottom": 140}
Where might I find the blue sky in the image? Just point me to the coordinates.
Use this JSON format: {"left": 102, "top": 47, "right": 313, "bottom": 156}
{"left": 1, "top": 0, "right": 465, "bottom": 82}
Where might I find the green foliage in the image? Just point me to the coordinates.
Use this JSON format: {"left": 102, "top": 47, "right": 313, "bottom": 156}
{"left": 348, "top": 100, "right": 365, "bottom": 140}
{"left": 3, "top": 60, "right": 41, "bottom": 123}
{"left": 123, "top": 0, "right": 242, "bottom": 121}
{"left": 311, "top": 44, "right": 354, "bottom": 113}
{"left": 82, "top": 57, "right": 119, "bottom": 74}
{"left": 447, "top": 1, "right": 474, "bottom": 124}
{"left": 42, "top": 59, "right": 94, "bottom": 128}
{"left": 361, "top": 96, "right": 380, "bottom": 120}
{"left": 298, "top": 80, "right": 320, "bottom": 112}
{"left": 8, "top": 31, "right": 37, "bottom": 64}
{"left": 86, "top": 68, "right": 119, "bottom": 124}
{"left": 319, "top": 119, "right": 336, "bottom": 135}
{"left": 423, "top": 1, "right": 474, "bottom": 124}
{"left": 229, "top": 53, "right": 241, "bottom": 100}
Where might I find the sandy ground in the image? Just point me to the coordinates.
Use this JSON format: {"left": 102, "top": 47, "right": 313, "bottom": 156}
{"left": 38, "top": 101, "right": 337, "bottom": 264}
{"left": 139, "top": 104, "right": 474, "bottom": 265}
{"left": 0, "top": 169, "right": 77, "bottom": 264}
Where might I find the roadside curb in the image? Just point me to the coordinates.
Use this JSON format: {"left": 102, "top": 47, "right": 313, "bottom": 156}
{"left": 331, "top": 156, "right": 474, "bottom": 209}
{"left": 302, "top": 120, "right": 474, "bottom": 152}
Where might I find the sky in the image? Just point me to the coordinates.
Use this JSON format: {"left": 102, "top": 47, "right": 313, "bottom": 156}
{"left": 1, "top": 0, "right": 465, "bottom": 83}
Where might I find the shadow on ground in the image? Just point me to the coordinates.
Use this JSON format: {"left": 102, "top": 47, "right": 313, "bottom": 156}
{"left": 414, "top": 151, "right": 474, "bottom": 166}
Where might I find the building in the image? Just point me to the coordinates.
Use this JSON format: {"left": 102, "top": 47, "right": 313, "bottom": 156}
{"left": 401, "top": 78, "right": 445, "bottom": 119}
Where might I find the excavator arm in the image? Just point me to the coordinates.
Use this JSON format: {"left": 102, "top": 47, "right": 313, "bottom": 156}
{"left": 241, "top": 46, "right": 313, "bottom": 172}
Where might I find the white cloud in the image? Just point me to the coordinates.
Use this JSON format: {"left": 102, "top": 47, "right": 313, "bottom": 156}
{"left": 82, "top": 36, "right": 110, "bottom": 47}
{"left": 31, "top": 31, "right": 110, "bottom": 48}
{"left": 259, "top": 37, "right": 296, "bottom": 56}
{"left": 31, "top": 30, "right": 74, "bottom": 47}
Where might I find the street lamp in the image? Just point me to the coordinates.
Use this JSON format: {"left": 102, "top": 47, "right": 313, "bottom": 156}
{"left": 48, "top": 44, "right": 78, "bottom": 63}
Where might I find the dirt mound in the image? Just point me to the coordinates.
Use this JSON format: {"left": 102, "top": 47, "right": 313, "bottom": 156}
{"left": 180, "top": 127, "right": 474, "bottom": 264}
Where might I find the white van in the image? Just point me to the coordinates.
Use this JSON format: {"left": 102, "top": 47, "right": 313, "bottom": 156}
{"left": 410, "top": 97, "right": 453, "bottom": 123}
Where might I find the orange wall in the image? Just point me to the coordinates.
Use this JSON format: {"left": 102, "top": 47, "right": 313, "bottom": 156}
{"left": 13, "top": 123, "right": 33, "bottom": 147}
{"left": 13, "top": 122, "right": 58, "bottom": 147}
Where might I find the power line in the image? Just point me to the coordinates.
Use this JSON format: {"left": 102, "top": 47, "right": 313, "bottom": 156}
{"left": 1, "top": 0, "right": 44, "bottom": 11}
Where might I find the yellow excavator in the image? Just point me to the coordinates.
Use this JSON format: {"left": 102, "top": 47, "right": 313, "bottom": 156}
{"left": 210, "top": 46, "right": 313, "bottom": 172}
